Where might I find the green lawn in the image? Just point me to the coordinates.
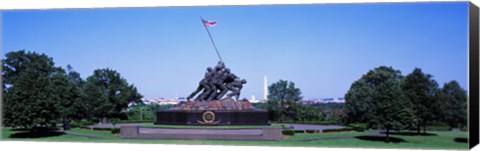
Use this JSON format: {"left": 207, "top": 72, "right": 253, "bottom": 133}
{"left": 1, "top": 128, "right": 468, "bottom": 150}
{"left": 284, "top": 131, "right": 368, "bottom": 141}
{"left": 67, "top": 128, "right": 119, "bottom": 139}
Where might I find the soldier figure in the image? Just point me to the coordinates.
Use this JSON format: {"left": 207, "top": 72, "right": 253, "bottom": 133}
{"left": 224, "top": 68, "right": 238, "bottom": 84}
{"left": 187, "top": 61, "right": 246, "bottom": 102}
{"left": 207, "top": 65, "right": 225, "bottom": 101}
{"left": 215, "top": 61, "right": 225, "bottom": 69}
{"left": 226, "top": 79, "right": 247, "bottom": 101}
{"left": 187, "top": 67, "right": 213, "bottom": 101}
{"left": 214, "top": 68, "right": 232, "bottom": 100}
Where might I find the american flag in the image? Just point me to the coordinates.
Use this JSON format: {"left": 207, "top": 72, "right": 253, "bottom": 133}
{"left": 202, "top": 19, "right": 217, "bottom": 27}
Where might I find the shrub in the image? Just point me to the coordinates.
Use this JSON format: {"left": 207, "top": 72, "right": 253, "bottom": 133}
{"left": 306, "top": 129, "right": 316, "bottom": 133}
{"left": 322, "top": 127, "right": 352, "bottom": 133}
{"left": 282, "top": 129, "right": 295, "bottom": 136}
{"left": 348, "top": 123, "right": 367, "bottom": 132}
{"left": 112, "top": 120, "right": 154, "bottom": 123}
{"left": 294, "top": 130, "right": 305, "bottom": 133}
{"left": 111, "top": 128, "right": 120, "bottom": 134}
{"left": 280, "top": 121, "right": 339, "bottom": 125}
{"left": 303, "top": 121, "right": 339, "bottom": 125}
{"left": 426, "top": 125, "right": 451, "bottom": 131}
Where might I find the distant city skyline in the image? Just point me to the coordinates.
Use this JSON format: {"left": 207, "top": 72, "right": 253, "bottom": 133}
{"left": 2, "top": 2, "right": 470, "bottom": 99}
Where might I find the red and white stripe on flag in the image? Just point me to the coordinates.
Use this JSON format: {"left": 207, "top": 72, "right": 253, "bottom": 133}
{"left": 202, "top": 19, "right": 217, "bottom": 27}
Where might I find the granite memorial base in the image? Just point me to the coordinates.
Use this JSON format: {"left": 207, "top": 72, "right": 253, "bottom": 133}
{"left": 155, "top": 109, "right": 269, "bottom": 125}
{"left": 155, "top": 98, "right": 270, "bottom": 125}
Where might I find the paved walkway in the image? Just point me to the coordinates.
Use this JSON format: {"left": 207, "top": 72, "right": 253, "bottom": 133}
{"left": 88, "top": 123, "right": 145, "bottom": 129}
{"left": 289, "top": 124, "right": 345, "bottom": 132}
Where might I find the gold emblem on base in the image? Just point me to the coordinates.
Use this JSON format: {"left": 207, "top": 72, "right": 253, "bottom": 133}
{"left": 197, "top": 111, "right": 221, "bottom": 124}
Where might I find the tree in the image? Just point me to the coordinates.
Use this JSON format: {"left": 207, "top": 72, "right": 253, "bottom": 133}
{"left": 344, "top": 79, "right": 372, "bottom": 124}
{"left": 2, "top": 50, "right": 62, "bottom": 129}
{"left": 323, "top": 108, "right": 346, "bottom": 122}
{"left": 126, "top": 103, "right": 170, "bottom": 121}
{"left": 296, "top": 105, "right": 324, "bottom": 122}
{"left": 65, "top": 65, "right": 89, "bottom": 121}
{"left": 50, "top": 68, "right": 77, "bottom": 130}
{"left": 345, "top": 66, "right": 414, "bottom": 142}
{"left": 402, "top": 68, "right": 439, "bottom": 134}
{"left": 48, "top": 65, "right": 90, "bottom": 130}
{"left": 267, "top": 80, "right": 302, "bottom": 123}
{"left": 438, "top": 81, "right": 467, "bottom": 129}
{"left": 84, "top": 68, "right": 143, "bottom": 123}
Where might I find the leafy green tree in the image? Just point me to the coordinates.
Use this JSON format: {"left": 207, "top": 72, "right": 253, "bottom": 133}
{"left": 402, "top": 68, "right": 439, "bottom": 134}
{"left": 65, "top": 65, "right": 89, "bottom": 121}
{"left": 2, "top": 50, "right": 62, "bottom": 129}
{"left": 48, "top": 65, "right": 90, "bottom": 129}
{"left": 126, "top": 103, "right": 171, "bottom": 121}
{"left": 254, "top": 102, "right": 268, "bottom": 109}
{"left": 296, "top": 105, "right": 324, "bottom": 122}
{"left": 344, "top": 79, "right": 372, "bottom": 124}
{"left": 323, "top": 108, "right": 346, "bottom": 122}
{"left": 345, "top": 66, "right": 414, "bottom": 142}
{"left": 438, "top": 81, "right": 467, "bottom": 129}
{"left": 50, "top": 69, "right": 77, "bottom": 130}
{"left": 127, "top": 104, "right": 152, "bottom": 121}
{"left": 84, "top": 68, "right": 143, "bottom": 123}
{"left": 267, "top": 80, "right": 302, "bottom": 123}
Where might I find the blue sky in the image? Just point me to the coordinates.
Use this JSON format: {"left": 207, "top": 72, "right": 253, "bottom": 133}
{"left": 2, "top": 2, "right": 469, "bottom": 99}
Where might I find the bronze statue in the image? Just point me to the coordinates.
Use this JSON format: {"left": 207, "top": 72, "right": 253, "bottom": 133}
{"left": 188, "top": 61, "right": 246, "bottom": 101}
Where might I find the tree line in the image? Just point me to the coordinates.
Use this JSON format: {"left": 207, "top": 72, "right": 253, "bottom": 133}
{"left": 258, "top": 80, "right": 346, "bottom": 124}
{"left": 261, "top": 66, "right": 467, "bottom": 142}
{"left": 344, "top": 66, "right": 467, "bottom": 142}
{"left": 2, "top": 50, "right": 143, "bottom": 130}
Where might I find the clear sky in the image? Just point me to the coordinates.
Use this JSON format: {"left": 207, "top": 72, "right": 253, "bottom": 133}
{"left": 2, "top": 2, "right": 469, "bottom": 99}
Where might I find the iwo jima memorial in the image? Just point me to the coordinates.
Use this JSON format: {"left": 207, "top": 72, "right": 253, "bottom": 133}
{"left": 121, "top": 18, "right": 279, "bottom": 141}
{"left": 155, "top": 18, "right": 269, "bottom": 125}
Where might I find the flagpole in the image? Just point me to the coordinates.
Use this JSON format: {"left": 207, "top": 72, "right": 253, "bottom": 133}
{"left": 200, "top": 17, "right": 223, "bottom": 62}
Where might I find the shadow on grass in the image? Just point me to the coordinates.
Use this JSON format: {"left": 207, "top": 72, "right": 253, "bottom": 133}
{"left": 454, "top": 137, "right": 468, "bottom": 143}
{"left": 10, "top": 131, "right": 65, "bottom": 138}
{"left": 355, "top": 136, "right": 407, "bottom": 143}
{"left": 380, "top": 131, "right": 437, "bottom": 136}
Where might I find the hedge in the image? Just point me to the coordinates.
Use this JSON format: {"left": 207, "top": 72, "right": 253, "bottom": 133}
{"left": 426, "top": 126, "right": 450, "bottom": 131}
{"left": 92, "top": 127, "right": 114, "bottom": 131}
{"left": 282, "top": 129, "right": 295, "bottom": 136}
{"left": 112, "top": 120, "right": 155, "bottom": 124}
{"left": 306, "top": 129, "right": 317, "bottom": 133}
{"left": 348, "top": 123, "right": 367, "bottom": 132}
{"left": 280, "top": 121, "right": 339, "bottom": 125}
{"left": 322, "top": 127, "right": 352, "bottom": 133}
{"left": 111, "top": 128, "right": 120, "bottom": 134}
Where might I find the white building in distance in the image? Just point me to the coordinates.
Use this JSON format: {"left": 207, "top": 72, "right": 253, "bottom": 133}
{"left": 138, "top": 97, "right": 186, "bottom": 105}
{"left": 300, "top": 97, "right": 345, "bottom": 105}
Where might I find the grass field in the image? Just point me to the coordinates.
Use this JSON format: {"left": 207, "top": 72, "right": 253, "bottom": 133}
{"left": 1, "top": 128, "right": 468, "bottom": 150}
